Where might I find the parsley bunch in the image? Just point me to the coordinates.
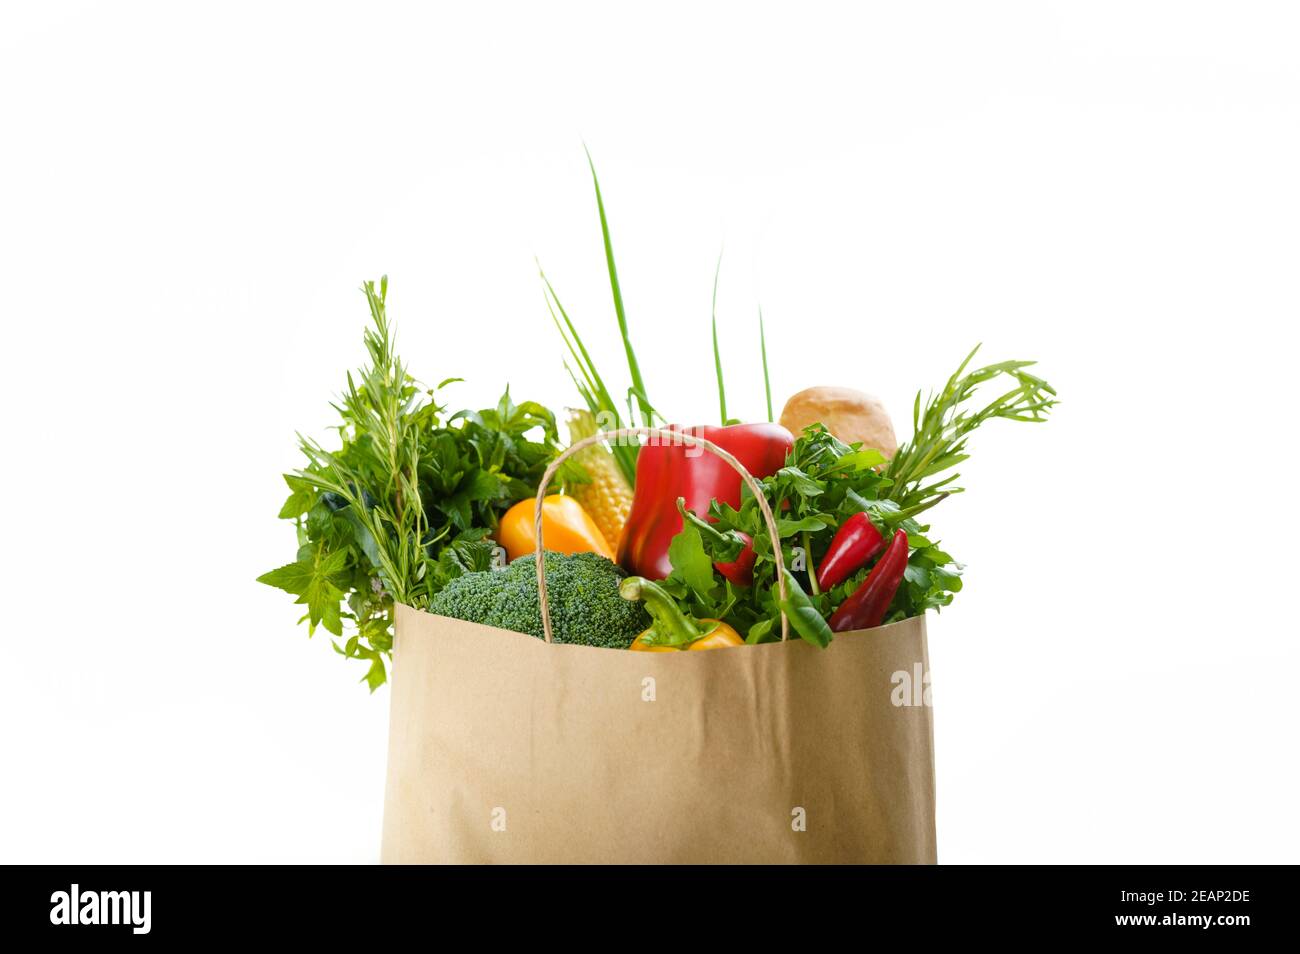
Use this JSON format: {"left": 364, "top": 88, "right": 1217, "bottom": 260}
{"left": 258, "top": 277, "right": 561, "bottom": 689}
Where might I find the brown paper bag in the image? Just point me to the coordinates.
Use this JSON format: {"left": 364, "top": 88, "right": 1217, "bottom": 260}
{"left": 380, "top": 427, "right": 937, "bottom": 864}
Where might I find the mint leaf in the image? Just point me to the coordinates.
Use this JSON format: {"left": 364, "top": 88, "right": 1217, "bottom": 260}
{"left": 257, "top": 548, "right": 350, "bottom": 635}
{"left": 362, "top": 655, "right": 387, "bottom": 692}
{"left": 277, "top": 474, "right": 317, "bottom": 519}
{"left": 257, "top": 560, "right": 315, "bottom": 595}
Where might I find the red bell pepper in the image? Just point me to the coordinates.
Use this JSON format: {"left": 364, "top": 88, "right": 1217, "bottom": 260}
{"left": 619, "top": 423, "right": 794, "bottom": 580}
{"left": 828, "top": 529, "right": 909, "bottom": 632}
{"left": 816, "top": 511, "right": 886, "bottom": 590}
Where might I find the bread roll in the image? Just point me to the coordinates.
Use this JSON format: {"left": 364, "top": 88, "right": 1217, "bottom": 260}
{"left": 779, "top": 386, "right": 898, "bottom": 458}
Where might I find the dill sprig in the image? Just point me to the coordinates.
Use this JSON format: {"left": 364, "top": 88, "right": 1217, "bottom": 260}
{"left": 884, "top": 344, "right": 1058, "bottom": 513}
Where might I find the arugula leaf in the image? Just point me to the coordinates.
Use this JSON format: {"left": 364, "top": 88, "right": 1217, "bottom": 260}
{"left": 746, "top": 617, "right": 775, "bottom": 645}
{"left": 776, "top": 514, "right": 831, "bottom": 536}
{"left": 778, "top": 569, "right": 833, "bottom": 648}
{"left": 828, "top": 448, "right": 887, "bottom": 473}
{"left": 667, "top": 523, "right": 715, "bottom": 599}
{"left": 775, "top": 465, "right": 824, "bottom": 498}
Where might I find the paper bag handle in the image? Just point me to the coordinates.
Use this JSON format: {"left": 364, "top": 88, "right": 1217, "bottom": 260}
{"left": 532, "top": 426, "right": 790, "bottom": 644}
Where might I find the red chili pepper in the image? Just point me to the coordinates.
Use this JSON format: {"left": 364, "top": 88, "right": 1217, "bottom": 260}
{"left": 619, "top": 423, "right": 794, "bottom": 580}
{"left": 827, "top": 529, "right": 909, "bottom": 633}
{"left": 816, "top": 512, "right": 886, "bottom": 591}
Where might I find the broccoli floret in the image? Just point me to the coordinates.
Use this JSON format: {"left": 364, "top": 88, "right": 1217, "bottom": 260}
{"left": 427, "top": 551, "right": 649, "bottom": 649}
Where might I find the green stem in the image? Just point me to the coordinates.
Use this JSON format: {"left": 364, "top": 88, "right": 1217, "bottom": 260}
{"left": 711, "top": 252, "right": 727, "bottom": 424}
{"left": 759, "top": 307, "right": 773, "bottom": 423}
{"left": 802, "top": 530, "right": 820, "bottom": 595}
{"left": 676, "top": 498, "right": 746, "bottom": 562}
{"left": 586, "top": 148, "right": 652, "bottom": 427}
{"left": 619, "top": 576, "right": 706, "bottom": 647}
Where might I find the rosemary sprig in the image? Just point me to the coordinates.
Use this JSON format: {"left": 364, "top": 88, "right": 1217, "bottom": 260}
{"left": 294, "top": 277, "right": 434, "bottom": 606}
{"left": 262, "top": 277, "right": 561, "bottom": 690}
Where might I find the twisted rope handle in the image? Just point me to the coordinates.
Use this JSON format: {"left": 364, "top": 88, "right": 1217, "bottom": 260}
{"left": 533, "top": 426, "right": 790, "bottom": 644}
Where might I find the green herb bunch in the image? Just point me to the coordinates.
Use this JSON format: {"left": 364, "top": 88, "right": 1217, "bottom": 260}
{"left": 660, "top": 349, "right": 1057, "bottom": 647}
{"left": 258, "top": 277, "right": 562, "bottom": 689}
{"left": 654, "top": 427, "right": 958, "bottom": 648}
{"left": 884, "top": 345, "right": 1057, "bottom": 512}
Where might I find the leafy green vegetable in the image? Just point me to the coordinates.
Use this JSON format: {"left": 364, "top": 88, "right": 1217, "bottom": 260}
{"left": 656, "top": 424, "right": 959, "bottom": 643}
{"left": 259, "top": 277, "right": 561, "bottom": 689}
{"left": 778, "top": 569, "right": 832, "bottom": 648}
{"left": 659, "top": 347, "right": 1055, "bottom": 644}
{"left": 666, "top": 521, "right": 716, "bottom": 599}
{"left": 688, "top": 425, "right": 961, "bottom": 639}
{"left": 257, "top": 547, "right": 350, "bottom": 637}
{"left": 676, "top": 497, "right": 746, "bottom": 564}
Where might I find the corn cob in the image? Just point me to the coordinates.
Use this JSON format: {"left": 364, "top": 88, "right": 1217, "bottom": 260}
{"left": 565, "top": 408, "right": 633, "bottom": 551}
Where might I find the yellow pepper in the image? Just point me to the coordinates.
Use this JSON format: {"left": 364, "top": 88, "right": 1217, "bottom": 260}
{"left": 497, "top": 495, "right": 614, "bottom": 562}
{"left": 619, "top": 576, "right": 745, "bottom": 652}
{"left": 629, "top": 625, "right": 744, "bottom": 652}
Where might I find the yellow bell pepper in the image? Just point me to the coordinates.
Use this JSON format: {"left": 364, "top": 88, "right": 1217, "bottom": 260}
{"left": 629, "top": 625, "right": 744, "bottom": 652}
{"left": 497, "top": 495, "right": 614, "bottom": 562}
{"left": 619, "top": 576, "right": 744, "bottom": 652}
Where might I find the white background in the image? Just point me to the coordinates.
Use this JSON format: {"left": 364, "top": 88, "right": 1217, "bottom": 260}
{"left": 2, "top": 1, "right": 1297, "bottom": 863}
